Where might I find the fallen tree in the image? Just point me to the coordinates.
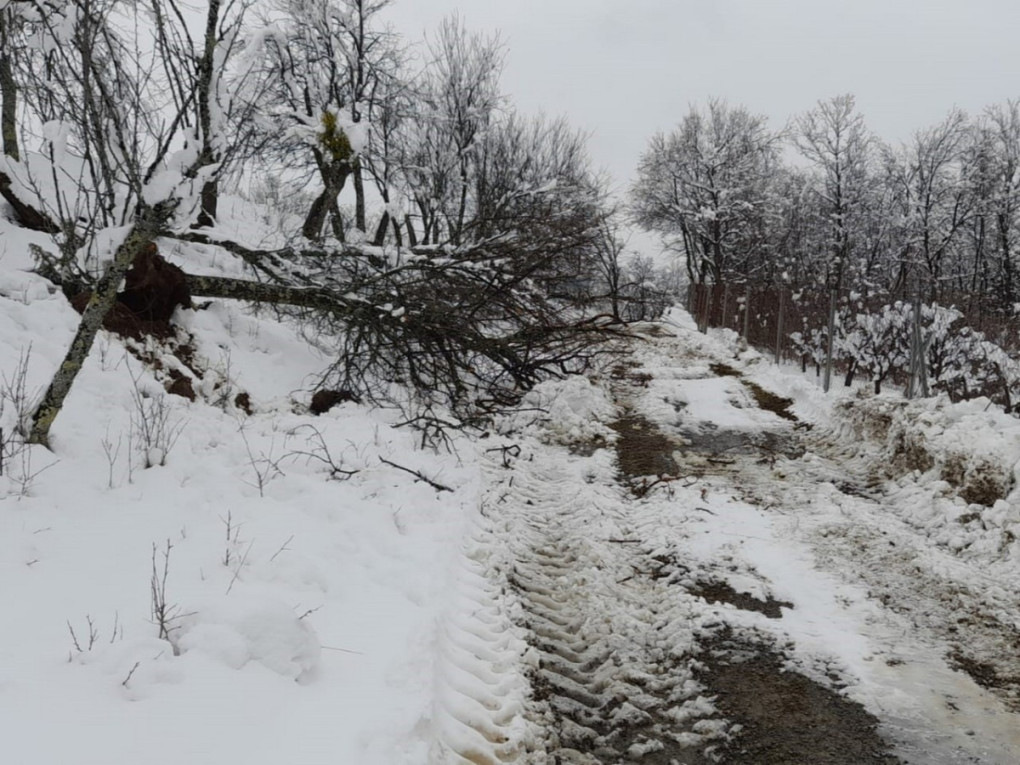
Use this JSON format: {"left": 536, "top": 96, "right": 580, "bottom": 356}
{"left": 178, "top": 233, "right": 619, "bottom": 413}
{"left": 2, "top": 0, "right": 620, "bottom": 446}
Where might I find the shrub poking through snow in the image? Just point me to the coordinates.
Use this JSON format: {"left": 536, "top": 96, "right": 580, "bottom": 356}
{"left": 128, "top": 367, "right": 185, "bottom": 469}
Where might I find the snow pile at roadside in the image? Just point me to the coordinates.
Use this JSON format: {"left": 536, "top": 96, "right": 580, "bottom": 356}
{"left": 633, "top": 307, "right": 1020, "bottom": 571}
{"left": 837, "top": 392, "right": 1020, "bottom": 501}
{"left": 506, "top": 375, "right": 616, "bottom": 447}
{"left": 0, "top": 214, "right": 488, "bottom": 764}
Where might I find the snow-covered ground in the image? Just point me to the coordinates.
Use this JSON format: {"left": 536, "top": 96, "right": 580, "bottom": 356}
{"left": 4, "top": 215, "right": 1020, "bottom": 762}
{"left": 0, "top": 218, "right": 483, "bottom": 764}
{"left": 622, "top": 314, "right": 1020, "bottom": 763}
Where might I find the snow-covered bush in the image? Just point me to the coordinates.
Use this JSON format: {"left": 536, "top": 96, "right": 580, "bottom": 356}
{"left": 789, "top": 325, "right": 830, "bottom": 377}
{"left": 793, "top": 299, "right": 1020, "bottom": 411}
{"left": 840, "top": 303, "right": 910, "bottom": 393}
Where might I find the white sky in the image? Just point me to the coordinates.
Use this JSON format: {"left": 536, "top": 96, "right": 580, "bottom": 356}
{"left": 386, "top": 0, "right": 1020, "bottom": 196}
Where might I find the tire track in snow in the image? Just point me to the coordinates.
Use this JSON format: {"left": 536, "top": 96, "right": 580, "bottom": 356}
{"left": 623, "top": 322, "right": 1020, "bottom": 762}
{"left": 430, "top": 511, "right": 535, "bottom": 764}
{"left": 482, "top": 443, "right": 729, "bottom": 763}
{"left": 434, "top": 318, "right": 1020, "bottom": 763}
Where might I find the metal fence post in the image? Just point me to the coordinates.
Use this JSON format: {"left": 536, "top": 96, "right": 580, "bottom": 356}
{"left": 823, "top": 290, "right": 837, "bottom": 393}
{"left": 742, "top": 287, "right": 752, "bottom": 341}
{"left": 775, "top": 288, "right": 786, "bottom": 364}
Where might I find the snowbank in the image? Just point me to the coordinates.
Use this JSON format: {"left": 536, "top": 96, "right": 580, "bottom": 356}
{"left": 0, "top": 211, "right": 487, "bottom": 764}
{"left": 834, "top": 391, "right": 1020, "bottom": 507}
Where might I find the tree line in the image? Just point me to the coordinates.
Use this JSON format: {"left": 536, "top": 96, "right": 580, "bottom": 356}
{"left": 633, "top": 95, "right": 1020, "bottom": 403}
{"left": 633, "top": 94, "right": 1020, "bottom": 315}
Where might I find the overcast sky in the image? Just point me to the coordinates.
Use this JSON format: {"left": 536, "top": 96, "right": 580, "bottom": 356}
{"left": 386, "top": 0, "right": 1020, "bottom": 196}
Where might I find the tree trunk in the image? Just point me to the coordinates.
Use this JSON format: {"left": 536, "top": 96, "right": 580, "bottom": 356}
{"left": 196, "top": 175, "right": 218, "bottom": 228}
{"left": 822, "top": 289, "right": 837, "bottom": 393}
{"left": 29, "top": 216, "right": 166, "bottom": 446}
{"left": 0, "top": 13, "right": 18, "bottom": 162}
{"left": 302, "top": 166, "right": 350, "bottom": 241}
{"left": 353, "top": 158, "right": 366, "bottom": 233}
{"left": 183, "top": 272, "right": 352, "bottom": 312}
{"left": 0, "top": 15, "right": 57, "bottom": 233}
{"left": 372, "top": 210, "right": 389, "bottom": 246}
{"left": 403, "top": 214, "right": 417, "bottom": 247}
{"left": 193, "top": 0, "right": 221, "bottom": 228}
{"left": 329, "top": 198, "right": 346, "bottom": 242}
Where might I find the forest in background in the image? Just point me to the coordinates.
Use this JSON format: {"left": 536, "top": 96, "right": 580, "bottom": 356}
{"left": 632, "top": 96, "right": 1020, "bottom": 409}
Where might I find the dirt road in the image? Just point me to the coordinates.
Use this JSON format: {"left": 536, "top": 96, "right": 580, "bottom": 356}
{"left": 441, "top": 317, "right": 1020, "bottom": 764}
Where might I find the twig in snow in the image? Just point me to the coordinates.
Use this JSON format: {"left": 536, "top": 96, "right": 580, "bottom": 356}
{"left": 297, "top": 605, "right": 322, "bottom": 620}
{"left": 285, "top": 424, "right": 358, "bottom": 480}
{"left": 269, "top": 535, "right": 294, "bottom": 563}
{"left": 67, "top": 615, "right": 98, "bottom": 653}
{"left": 379, "top": 456, "right": 453, "bottom": 493}
{"left": 225, "top": 539, "right": 255, "bottom": 595}
{"left": 485, "top": 443, "right": 521, "bottom": 468}
{"left": 321, "top": 645, "right": 365, "bottom": 655}
{"left": 632, "top": 474, "right": 678, "bottom": 498}
{"left": 122, "top": 661, "right": 141, "bottom": 687}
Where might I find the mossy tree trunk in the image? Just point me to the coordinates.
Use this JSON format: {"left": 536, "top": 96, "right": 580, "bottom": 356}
{"left": 0, "top": 9, "right": 18, "bottom": 162}
{"left": 193, "top": 0, "right": 221, "bottom": 228}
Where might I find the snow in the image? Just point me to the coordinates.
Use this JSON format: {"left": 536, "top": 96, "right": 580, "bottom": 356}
{"left": 0, "top": 212, "right": 479, "bottom": 764}
{"left": 3, "top": 211, "right": 1020, "bottom": 762}
{"left": 619, "top": 312, "right": 1020, "bottom": 762}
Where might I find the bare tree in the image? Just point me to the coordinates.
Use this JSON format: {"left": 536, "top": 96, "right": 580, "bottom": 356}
{"left": 147, "top": 0, "right": 257, "bottom": 227}
{"left": 399, "top": 15, "right": 503, "bottom": 246}
{"left": 632, "top": 99, "right": 779, "bottom": 289}
{"left": 252, "top": 0, "right": 400, "bottom": 241}
{"left": 978, "top": 102, "right": 1020, "bottom": 308}
{"left": 885, "top": 108, "right": 972, "bottom": 300}
{"left": 0, "top": 2, "right": 615, "bottom": 445}
{"left": 12, "top": 0, "right": 247, "bottom": 446}
{"left": 796, "top": 94, "right": 874, "bottom": 293}
{"left": 592, "top": 216, "right": 628, "bottom": 322}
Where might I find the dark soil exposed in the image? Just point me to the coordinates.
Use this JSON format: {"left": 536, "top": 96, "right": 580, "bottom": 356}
{"left": 698, "top": 633, "right": 902, "bottom": 764}
{"left": 689, "top": 579, "right": 793, "bottom": 619}
{"left": 708, "top": 362, "right": 798, "bottom": 422}
{"left": 743, "top": 380, "right": 798, "bottom": 423}
{"left": 610, "top": 412, "right": 680, "bottom": 478}
{"left": 709, "top": 362, "right": 742, "bottom": 377}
